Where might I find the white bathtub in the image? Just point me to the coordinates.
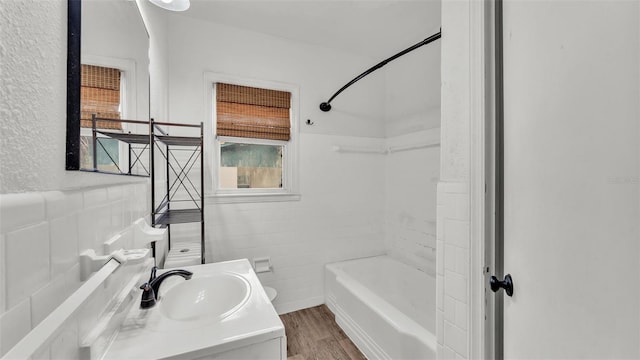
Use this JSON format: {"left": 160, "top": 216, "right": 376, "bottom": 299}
{"left": 325, "top": 255, "right": 436, "bottom": 360}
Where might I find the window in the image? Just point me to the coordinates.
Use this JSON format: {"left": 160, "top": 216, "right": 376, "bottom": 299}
{"left": 79, "top": 64, "right": 125, "bottom": 171}
{"left": 220, "top": 141, "right": 284, "bottom": 189}
{"left": 210, "top": 79, "right": 299, "bottom": 202}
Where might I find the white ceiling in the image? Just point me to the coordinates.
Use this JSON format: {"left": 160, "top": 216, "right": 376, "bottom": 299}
{"left": 180, "top": 0, "right": 441, "bottom": 59}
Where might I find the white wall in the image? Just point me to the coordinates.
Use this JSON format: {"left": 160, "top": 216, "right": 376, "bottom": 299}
{"left": 383, "top": 32, "right": 441, "bottom": 275}
{"left": 136, "top": 0, "right": 170, "bottom": 125}
{"left": 167, "top": 14, "right": 386, "bottom": 138}
{"left": 384, "top": 42, "right": 441, "bottom": 137}
{"left": 162, "top": 10, "right": 443, "bottom": 313}
{"left": 164, "top": 15, "right": 388, "bottom": 313}
{"left": 385, "top": 129, "right": 440, "bottom": 275}
{"left": 439, "top": 1, "right": 470, "bottom": 184}
{"left": 0, "top": 0, "right": 67, "bottom": 192}
{"left": 208, "top": 133, "right": 387, "bottom": 313}
{"left": 437, "top": 0, "right": 473, "bottom": 358}
{"left": 0, "top": 0, "right": 155, "bottom": 355}
{"left": 0, "top": 185, "right": 150, "bottom": 357}
{"left": 0, "top": 0, "right": 151, "bottom": 193}
{"left": 82, "top": 0, "right": 150, "bottom": 125}
{"left": 136, "top": 0, "right": 171, "bottom": 263}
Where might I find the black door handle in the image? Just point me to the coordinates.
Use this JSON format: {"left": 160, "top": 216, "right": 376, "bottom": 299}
{"left": 490, "top": 274, "right": 514, "bottom": 297}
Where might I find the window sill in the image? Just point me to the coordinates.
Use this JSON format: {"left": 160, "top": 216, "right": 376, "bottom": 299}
{"left": 206, "top": 192, "right": 301, "bottom": 204}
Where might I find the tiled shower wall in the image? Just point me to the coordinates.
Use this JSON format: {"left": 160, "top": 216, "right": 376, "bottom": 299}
{"left": 436, "top": 182, "right": 470, "bottom": 358}
{"left": 385, "top": 128, "right": 440, "bottom": 275}
{"left": 0, "top": 182, "right": 149, "bottom": 356}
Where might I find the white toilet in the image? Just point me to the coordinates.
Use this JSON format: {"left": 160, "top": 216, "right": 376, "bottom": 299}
{"left": 263, "top": 286, "right": 277, "bottom": 302}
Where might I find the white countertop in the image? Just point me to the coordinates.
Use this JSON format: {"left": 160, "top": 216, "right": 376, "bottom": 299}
{"left": 103, "top": 259, "right": 285, "bottom": 360}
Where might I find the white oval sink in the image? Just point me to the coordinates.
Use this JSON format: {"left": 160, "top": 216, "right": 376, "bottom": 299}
{"left": 159, "top": 273, "right": 251, "bottom": 321}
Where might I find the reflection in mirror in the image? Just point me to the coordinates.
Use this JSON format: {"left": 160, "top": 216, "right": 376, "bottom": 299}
{"left": 66, "top": 0, "right": 150, "bottom": 174}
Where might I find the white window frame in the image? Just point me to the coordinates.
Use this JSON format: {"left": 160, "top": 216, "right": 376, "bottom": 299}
{"left": 204, "top": 72, "right": 300, "bottom": 203}
{"left": 80, "top": 55, "right": 138, "bottom": 171}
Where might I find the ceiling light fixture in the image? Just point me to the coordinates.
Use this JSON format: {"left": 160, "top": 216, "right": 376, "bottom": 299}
{"left": 149, "top": 0, "right": 190, "bottom": 12}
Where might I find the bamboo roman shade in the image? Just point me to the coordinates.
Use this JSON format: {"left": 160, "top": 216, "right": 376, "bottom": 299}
{"left": 216, "top": 83, "right": 291, "bottom": 141}
{"left": 81, "top": 64, "right": 122, "bottom": 130}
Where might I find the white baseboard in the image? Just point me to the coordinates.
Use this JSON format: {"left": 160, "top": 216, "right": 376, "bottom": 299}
{"left": 274, "top": 296, "right": 324, "bottom": 315}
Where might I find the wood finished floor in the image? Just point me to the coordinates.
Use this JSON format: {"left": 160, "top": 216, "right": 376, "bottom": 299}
{"left": 280, "top": 305, "right": 366, "bottom": 360}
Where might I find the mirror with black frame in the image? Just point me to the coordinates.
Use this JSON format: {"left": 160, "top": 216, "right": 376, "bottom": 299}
{"left": 66, "top": 0, "right": 150, "bottom": 175}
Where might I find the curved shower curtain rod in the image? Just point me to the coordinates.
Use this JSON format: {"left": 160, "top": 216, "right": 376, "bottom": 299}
{"left": 319, "top": 30, "right": 442, "bottom": 112}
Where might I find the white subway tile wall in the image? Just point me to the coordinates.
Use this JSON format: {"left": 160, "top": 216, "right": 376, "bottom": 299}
{"left": 385, "top": 128, "right": 440, "bottom": 275}
{"left": 437, "top": 182, "right": 470, "bottom": 359}
{"left": 197, "top": 132, "right": 437, "bottom": 313}
{"left": 0, "top": 182, "right": 149, "bottom": 357}
{"left": 194, "top": 131, "right": 441, "bottom": 315}
{"left": 202, "top": 133, "right": 388, "bottom": 314}
{"left": 50, "top": 214, "right": 80, "bottom": 277}
{"left": 5, "top": 222, "right": 50, "bottom": 308}
{"left": 0, "top": 193, "right": 46, "bottom": 233}
{"left": 30, "top": 274, "right": 67, "bottom": 328}
{"left": 0, "top": 297, "right": 31, "bottom": 356}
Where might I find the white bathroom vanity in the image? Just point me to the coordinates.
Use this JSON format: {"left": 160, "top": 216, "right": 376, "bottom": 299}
{"left": 103, "top": 259, "right": 286, "bottom": 360}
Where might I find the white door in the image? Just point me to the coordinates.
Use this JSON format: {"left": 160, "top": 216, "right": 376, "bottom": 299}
{"left": 502, "top": 1, "right": 640, "bottom": 358}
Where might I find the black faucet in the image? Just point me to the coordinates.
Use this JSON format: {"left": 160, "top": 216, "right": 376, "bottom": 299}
{"left": 139, "top": 266, "right": 193, "bottom": 309}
